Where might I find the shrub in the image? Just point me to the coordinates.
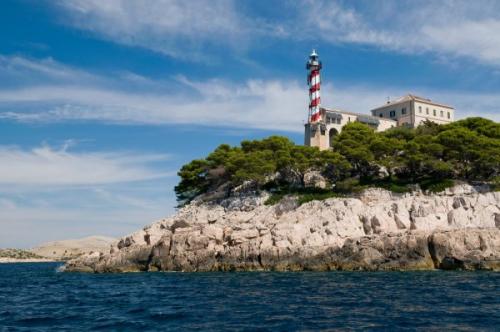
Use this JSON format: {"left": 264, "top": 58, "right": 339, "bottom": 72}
{"left": 491, "top": 176, "right": 500, "bottom": 191}
{"left": 264, "top": 193, "right": 286, "bottom": 206}
{"left": 334, "top": 178, "right": 364, "bottom": 194}
{"left": 419, "top": 178, "right": 455, "bottom": 193}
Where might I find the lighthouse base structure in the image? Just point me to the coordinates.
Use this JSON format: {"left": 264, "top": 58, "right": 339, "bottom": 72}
{"left": 304, "top": 122, "right": 330, "bottom": 151}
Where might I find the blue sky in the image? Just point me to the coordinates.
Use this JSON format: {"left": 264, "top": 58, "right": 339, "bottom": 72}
{"left": 1, "top": 0, "right": 499, "bottom": 247}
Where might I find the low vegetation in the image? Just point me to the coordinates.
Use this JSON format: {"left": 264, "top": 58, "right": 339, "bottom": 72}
{"left": 175, "top": 117, "right": 500, "bottom": 205}
{"left": 0, "top": 249, "right": 45, "bottom": 260}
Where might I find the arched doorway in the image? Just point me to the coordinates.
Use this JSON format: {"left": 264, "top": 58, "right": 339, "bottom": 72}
{"left": 329, "top": 128, "right": 339, "bottom": 147}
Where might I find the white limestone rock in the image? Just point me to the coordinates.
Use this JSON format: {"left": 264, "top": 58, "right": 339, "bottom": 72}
{"left": 303, "top": 170, "right": 328, "bottom": 189}
{"left": 65, "top": 184, "right": 500, "bottom": 273}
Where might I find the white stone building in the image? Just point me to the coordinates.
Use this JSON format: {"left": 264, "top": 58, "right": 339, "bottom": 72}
{"left": 370, "top": 94, "right": 455, "bottom": 128}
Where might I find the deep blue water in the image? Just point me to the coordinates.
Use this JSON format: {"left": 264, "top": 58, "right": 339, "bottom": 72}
{"left": 0, "top": 263, "right": 499, "bottom": 331}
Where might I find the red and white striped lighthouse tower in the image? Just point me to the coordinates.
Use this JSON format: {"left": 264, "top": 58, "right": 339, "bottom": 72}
{"left": 307, "top": 49, "right": 322, "bottom": 123}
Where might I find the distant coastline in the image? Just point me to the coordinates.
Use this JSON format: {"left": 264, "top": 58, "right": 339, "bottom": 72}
{"left": 0, "top": 248, "right": 51, "bottom": 264}
{"left": 0, "top": 236, "right": 116, "bottom": 264}
{"left": 0, "top": 257, "right": 57, "bottom": 264}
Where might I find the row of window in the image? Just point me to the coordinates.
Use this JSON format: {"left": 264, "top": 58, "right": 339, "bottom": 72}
{"left": 326, "top": 116, "right": 342, "bottom": 124}
{"left": 418, "top": 106, "right": 451, "bottom": 119}
{"left": 379, "top": 106, "right": 451, "bottom": 120}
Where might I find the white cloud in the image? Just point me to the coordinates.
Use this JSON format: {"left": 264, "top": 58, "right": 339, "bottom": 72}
{"left": 0, "top": 145, "right": 177, "bottom": 248}
{"left": 0, "top": 55, "right": 102, "bottom": 87}
{"left": 51, "top": 0, "right": 500, "bottom": 67}
{"left": 0, "top": 55, "right": 172, "bottom": 93}
{"left": 0, "top": 143, "right": 171, "bottom": 186}
{"left": 0, "top": 138, "right": 176, "bottom": 247}
{"left": 297, "top": 0, "right": 393, "bottom": 46}
{"left": 92, "top": 187, "right": 165, "bottom": 210}
{"left": 0, "top": 198, "right": 174, "bottom": 248}
{"left": 295, "top": 1, "right": 500, "bottom": 67}
{"left": 53, "top": 0, "right": 252, "bottom": 60}
{"left": 0, "top": 80, "right": 310, "bottom": 132}
{"left": 421, "top": 19, "right": 500, "bottom": 65}
{"left": 0, "top": 56, "right": 498, "bottom": 134}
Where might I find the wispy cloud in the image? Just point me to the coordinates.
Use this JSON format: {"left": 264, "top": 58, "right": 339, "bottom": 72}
{"left": 0, "top": 195, "right": 174, "bottom": 248}
{"left": 0, "top": 55, "right": 102, "bottom": 88}
{"left": 0, "top": 82, "right": 306, "bottom": 131}
{"left": 51, "top": 0, "right": 500, "bottom": 67}
{"left": 0, "top": 142, "right": 172, "bottom": 186}
{"left": 0, "top": 55, "right": 310, "bottom": 131}
{"left": 0, "top": 56, "right": 498, "bottom": 133}
{"left": 421, "top": 19, "right": 500, "bottom": 65}
{"left": 0, "top": 138, "right": 176, "bottom": 247}
{"left": 293, "top": 0, "right": 500, "bottom": 67}
{"left": 296, "top": 0, "right": 393, "bottom": 46}
{"left": 52, "top": 0, "right": 255, "bottom": 61}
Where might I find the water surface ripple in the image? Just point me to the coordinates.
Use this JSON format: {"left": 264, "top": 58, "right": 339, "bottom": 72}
{"left": 0, "top": 263, "right": 499, "bottom": 331}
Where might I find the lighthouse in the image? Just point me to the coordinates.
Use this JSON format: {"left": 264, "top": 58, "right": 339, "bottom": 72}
{"left": 304, "top": 49, "right": 329, "bottom": 150}
{"left": 307, "top": 49, "right": 322, "bottom": 123}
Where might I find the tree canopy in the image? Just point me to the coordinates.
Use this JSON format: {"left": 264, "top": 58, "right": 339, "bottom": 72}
{"left": 175, "top": 117, "right": 500, "bottom": 204}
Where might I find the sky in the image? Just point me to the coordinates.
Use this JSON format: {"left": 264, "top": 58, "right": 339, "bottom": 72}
{"left": 1, "top": 0, "right": 500, "bottom": 248}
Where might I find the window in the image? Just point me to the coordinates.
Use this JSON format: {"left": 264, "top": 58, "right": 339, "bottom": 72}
{"left": 418, "top": 106, "right": 422, "bottom": 113}
{"left": 433, "top": 109, "right": 437, "bottom": 116}
{"left": 440, "top": 110, "right": 444, "bottom": 117}
{"left": 390, "top": 110, "right": 396, "bottom": 117}
{"left": 402, "top": 108, "right": 407, "bottom": 115}
{"left": 426, "top": 108, "right": 429, "bottom": 115}
{"left": 447, "top": 112, "right": 451, "bottom": 119}
{"left": 379, "top": 113, "right": 383, "bottom": 118}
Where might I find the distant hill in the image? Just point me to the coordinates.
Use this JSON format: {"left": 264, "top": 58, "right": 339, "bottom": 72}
{"left": 0, "top": 248, "right": 51, "bottom": 263}
{"left": 30, "top": 236, "right": 116, "bottom": 260}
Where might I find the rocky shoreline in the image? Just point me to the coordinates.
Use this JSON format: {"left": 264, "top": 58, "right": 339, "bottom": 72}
{"left": 0, "top": 258, "right": 56, "bottom": 263}
{"left": 64, "top": 185, "right": 500, "bottom": 273}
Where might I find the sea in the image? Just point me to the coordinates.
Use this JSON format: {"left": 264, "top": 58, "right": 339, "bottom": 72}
{"left": 0, "top": 263, "right": 498, "bottom": 331}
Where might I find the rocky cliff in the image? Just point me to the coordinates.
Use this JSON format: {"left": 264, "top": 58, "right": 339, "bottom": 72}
{"left": 64, "top": 185, "right": 500, "bottom": 272}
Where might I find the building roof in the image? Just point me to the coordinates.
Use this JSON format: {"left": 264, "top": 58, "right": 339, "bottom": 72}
{"left": 320, "top": 107, "right": 397, "bottom": 123}
{"left": 370, "top": 94, "right": 455, "bottom": 111}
